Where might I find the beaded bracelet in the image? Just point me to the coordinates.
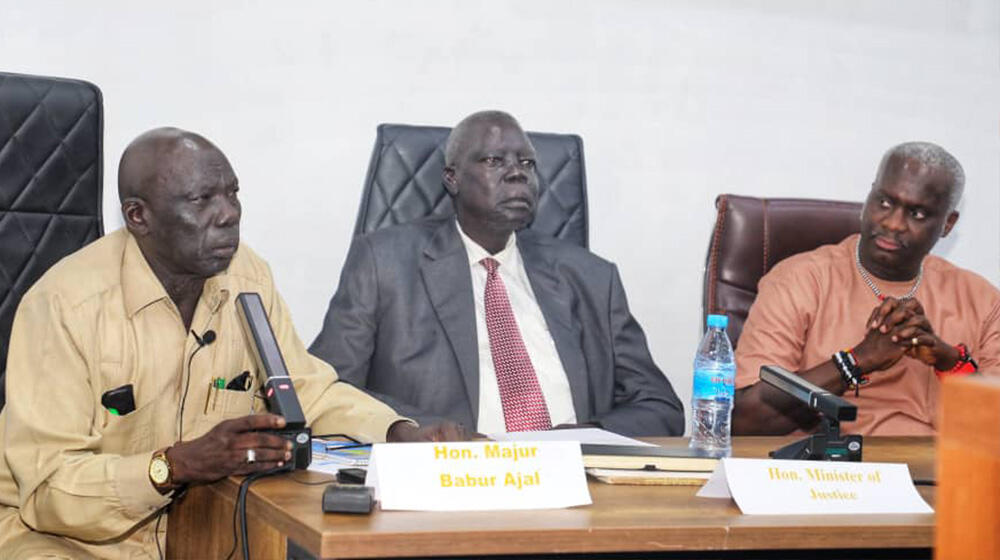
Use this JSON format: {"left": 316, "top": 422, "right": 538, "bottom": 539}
{"left": 832, "top": 349, "right": 868, "bottom": 396}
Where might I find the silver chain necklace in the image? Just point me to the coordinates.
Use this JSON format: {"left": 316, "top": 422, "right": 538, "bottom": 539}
{"left": 854, "top": 239, "right": 923, "bottom": 300}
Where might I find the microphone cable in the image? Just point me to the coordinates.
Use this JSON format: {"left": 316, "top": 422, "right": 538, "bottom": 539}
{"left": 155, "top": 504, "right": 165, "bottom": 560}
{"left": 178, "top": 329, "right": 216, "bottom": 441}
{"left": 224, "top": 465, "right": 285, "bottom": 560}
{"left": 152, "top": 328, "right": 216, "bottom": 560}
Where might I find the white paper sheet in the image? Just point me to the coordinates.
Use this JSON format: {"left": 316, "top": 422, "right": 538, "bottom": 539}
{"left": 366, "top": 441, "right": 592, "bottom": 511}
{"left": 487, "top": 427, "right": 654, "bottom": 447}
{"left": 697, "top": 457, "right": 933, "bottom": 515}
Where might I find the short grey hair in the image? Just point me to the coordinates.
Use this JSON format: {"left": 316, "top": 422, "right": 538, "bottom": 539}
{"left": 880, "top": 141, "right": 965, "bottom": 210}
{"left": 444, "top": 110, "right": 521, "bottom": 167}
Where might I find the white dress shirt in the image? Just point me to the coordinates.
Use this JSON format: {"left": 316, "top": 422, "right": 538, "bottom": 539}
{"left": 456, "top": 223, "right": 577, "bottom": 433}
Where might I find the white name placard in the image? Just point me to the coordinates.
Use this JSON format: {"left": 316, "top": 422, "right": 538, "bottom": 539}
{"left": 365, "top": 441, "right": 592, "bottom": 511}
{"left": 696, "top": 457, "right": 933, "bottom": 515}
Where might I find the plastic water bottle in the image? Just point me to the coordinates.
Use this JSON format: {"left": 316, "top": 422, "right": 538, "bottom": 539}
{"left": 690, "top": 314, "right": 736, "bottom": 456}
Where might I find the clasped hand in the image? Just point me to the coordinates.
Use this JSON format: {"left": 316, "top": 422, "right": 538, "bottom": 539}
{"left": 855, "top": 297, "right": 958, "bottom": 372}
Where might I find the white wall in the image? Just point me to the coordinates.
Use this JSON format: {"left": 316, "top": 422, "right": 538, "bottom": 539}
{"left": 4, "top": 0, "right": 998, "bottom": 429}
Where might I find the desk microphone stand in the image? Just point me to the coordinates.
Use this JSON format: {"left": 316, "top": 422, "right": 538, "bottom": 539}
{"left": 759, "top": 365, "right": 863, "bottom": 462}
{"left": 770, "top": 415, "right": 863, "bottom": 462}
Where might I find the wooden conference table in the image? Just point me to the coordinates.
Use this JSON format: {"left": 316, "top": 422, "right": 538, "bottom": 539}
{"left": 167, "top": 436, "right": 934, "bottom": 559}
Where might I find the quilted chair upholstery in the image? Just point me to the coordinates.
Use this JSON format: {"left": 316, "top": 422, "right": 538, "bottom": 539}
{"left": 0, "top": 72, "right": 104, "bottom": 410}
{"left": 354, "top": 124, "right": 589, "bottom": 248}
{"left": 703, "top": 194, "right": 863, "bottom": 348}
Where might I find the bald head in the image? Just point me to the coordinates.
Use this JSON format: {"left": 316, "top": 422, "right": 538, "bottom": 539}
{"left": 875, "top": 141, "right": 964, "bottom": 211}
{"left": 441, "top": 110, "right": 538, "bottom": 254}
{"left": 444, "top": 110, "right": 527, "bottom": 167}
{"left": 117, "top": 127, "right": 223, "bottom": 202}
{"left": 118, "top": 127, "right": 241, "bottom": 281}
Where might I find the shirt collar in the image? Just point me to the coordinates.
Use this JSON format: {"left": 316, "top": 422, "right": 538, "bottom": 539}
{"left": 456, "top": 219, "right": 518, "bottom": 270}
{"left": 121, "top": 232, "right": 170, "bottom": 317}
{"left": 121, "top": 231, "right": 232, "bottom": 318}
{"left": 202, "top": 272, "right": 233, "bottom": 314}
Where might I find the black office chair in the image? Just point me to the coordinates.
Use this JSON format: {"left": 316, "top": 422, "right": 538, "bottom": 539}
{"left": 702, "top": 194, "right": 863, "bottom": 348}
{"left": 0, "top": 71, "right": 104, "bottom": 410}
{"left": 353, "top": 123, "right": 589, "bottom": 248}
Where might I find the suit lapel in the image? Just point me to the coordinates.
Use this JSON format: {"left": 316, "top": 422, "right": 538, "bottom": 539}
{"left": 419, "top": 221, "right": 481, "bottom": 416}
{"left": 517, "top": 233, "right": 591, "bottom": 421}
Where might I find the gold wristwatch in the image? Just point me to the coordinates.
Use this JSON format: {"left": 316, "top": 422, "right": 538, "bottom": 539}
{"left": 149, "top": 448, "right": 173, "bottom": 489}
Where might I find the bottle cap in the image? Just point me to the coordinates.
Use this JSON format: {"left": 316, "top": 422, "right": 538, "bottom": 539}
{"left": 707, "top": 314, "right": 728, "bottom": 329}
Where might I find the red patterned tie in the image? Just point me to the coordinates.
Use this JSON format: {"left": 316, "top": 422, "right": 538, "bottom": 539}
{"left": 481, "top": 257, "right": 553, "bottom": 431}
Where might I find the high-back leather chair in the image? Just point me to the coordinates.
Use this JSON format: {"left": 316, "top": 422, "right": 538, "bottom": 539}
{"left": 0, "top": 72, "right": 104, "bottom": 410}
{"left": 354, "top": 123, "right": 589, "bottom": 247}
{"left": 703, "top": 194, "right": 863, "bottom": 348}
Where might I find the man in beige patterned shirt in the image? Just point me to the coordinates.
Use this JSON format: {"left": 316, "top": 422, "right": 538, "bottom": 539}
{"left": 0, "top": 128, "right": 465, "bottom": 558}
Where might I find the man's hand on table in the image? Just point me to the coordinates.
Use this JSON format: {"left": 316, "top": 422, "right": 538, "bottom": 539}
{"left": 166, "top": 414, "right": 292, "bottom": 487}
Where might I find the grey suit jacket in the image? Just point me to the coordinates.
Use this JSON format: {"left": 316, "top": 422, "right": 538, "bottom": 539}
{"left": 309, "top": 218, "right": 684, "bottom": 436}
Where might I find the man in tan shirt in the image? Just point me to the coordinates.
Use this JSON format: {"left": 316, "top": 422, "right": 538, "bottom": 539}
{"left": 733, "top": 142, "right": 1000, "bottom": 436}
{"left": 0, "top": 128, "right": 465, "bottom": 558}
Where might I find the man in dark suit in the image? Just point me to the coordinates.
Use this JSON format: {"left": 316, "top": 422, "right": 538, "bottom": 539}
{"left": 310, "top": 110, "right": 683, "bottom": 436}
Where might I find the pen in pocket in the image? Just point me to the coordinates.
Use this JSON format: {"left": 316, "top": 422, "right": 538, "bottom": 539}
{"left": 212, "top": 377, "right": 225, "bottom": 411}
{"left": 205, "top": 378, "right": 224, "bottom": 413}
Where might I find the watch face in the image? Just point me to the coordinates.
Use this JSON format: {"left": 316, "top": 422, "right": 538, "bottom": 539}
{"left": 150, "top": 457, "right": 170, "bottom": 485}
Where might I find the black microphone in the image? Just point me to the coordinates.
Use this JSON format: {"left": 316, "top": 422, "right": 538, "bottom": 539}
{"left": 236, "top": 292, "right": 311, "bottom": 469}
{"left": 192, "top": 329, "right": 217, "bottom": 347}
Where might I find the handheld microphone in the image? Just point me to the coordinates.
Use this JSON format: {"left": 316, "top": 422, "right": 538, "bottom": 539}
{"left": 236, "top": 292, "right": 311, "bottom": 469}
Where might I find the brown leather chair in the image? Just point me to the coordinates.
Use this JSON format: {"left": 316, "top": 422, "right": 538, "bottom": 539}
{"left": 703, "top": 194, "right": 863, "bottom": 349}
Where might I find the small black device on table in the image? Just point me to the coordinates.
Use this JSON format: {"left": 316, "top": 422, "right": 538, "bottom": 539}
{"left": 322, "top": 484, "right": 375, "bottom": 514}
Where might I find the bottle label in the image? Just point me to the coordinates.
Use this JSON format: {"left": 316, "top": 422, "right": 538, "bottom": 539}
{"left": 693, "top": 368, "right": 735, "bottom": 400}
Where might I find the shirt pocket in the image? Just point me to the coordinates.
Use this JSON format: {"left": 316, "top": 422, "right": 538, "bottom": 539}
{"left": 193, "top": 384, "right": 257, "bottom": 437}
{"left": 100, "top": 399, "right": 157, "bottom": 455}
{"left": 213, "top": 387, "right": 255, "bottom": 419}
